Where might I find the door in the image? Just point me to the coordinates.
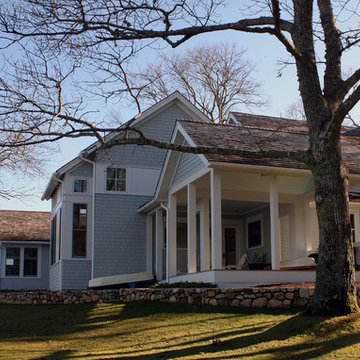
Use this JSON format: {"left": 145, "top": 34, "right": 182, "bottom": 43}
{"left": 223, "top": 227, "right": 237, "bottom": 266}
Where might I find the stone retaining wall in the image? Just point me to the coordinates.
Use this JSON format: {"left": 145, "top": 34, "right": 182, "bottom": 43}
{"left": 1, "top": 287, "right": 359, "bottom": 308}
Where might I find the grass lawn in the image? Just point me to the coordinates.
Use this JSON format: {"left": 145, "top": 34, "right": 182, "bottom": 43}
{"left": 0, "top": 303, "right": 360, "bottom": 360}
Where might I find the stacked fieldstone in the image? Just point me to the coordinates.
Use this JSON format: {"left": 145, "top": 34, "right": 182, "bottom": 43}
{"left": 0, "top": 287, "right": 359, "bottom": 308}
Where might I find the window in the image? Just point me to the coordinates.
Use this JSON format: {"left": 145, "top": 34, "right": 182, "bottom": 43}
{"left": 5, "top": 247, "right": 20, "bottom": 276}
{"left": 350, "top": 213, "right": 356, "bottom": 242}
{"left": 106, "top": 167, "right": 126, "bottom": 191}
{"left": 5, "top": 247, "right": 38, "bottom": 277}
{"left": 74, "top": 179, "right": 87, "bottom": 193}
{"left": 24, "top": 248, "right": 38, "bottom": 276}
{"left": 247, "top": 216, "right": 262, "bottom": 249}
{"left": 73, "top": 204, "right": 87, "bottom": 257}
{"left": 50, "top": 215, "right": 57, "bottom": 265}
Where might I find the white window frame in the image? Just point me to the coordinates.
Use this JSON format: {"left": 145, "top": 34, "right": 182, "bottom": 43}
{"left": 2, "top": 245, "right": 41, "bottom": 278}
{"left": 246, "top": 214, "right": 263, "bottom": 250}
{"left": 105, "top": 166, "right": 127, "bottom": 193}
{"left": 73, "top": 177, "right": 89, "bottom": 194}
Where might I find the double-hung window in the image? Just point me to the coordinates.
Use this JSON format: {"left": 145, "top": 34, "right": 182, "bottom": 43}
{"left": 106, "top": 167, "right": 126, "bottom": 192}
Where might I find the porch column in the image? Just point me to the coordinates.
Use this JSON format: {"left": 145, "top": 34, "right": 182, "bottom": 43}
{"left": 187, "top": 183, "right": 197, "bottom": 273}
{"left": 270, "top": 175, "right": 280, "bottom": 270}
{"left": 167, "top": 193, "right": 177, "bottom": 280}
{"left": 199, "top": 198, "right": 211, "bottom": 271}
{"left": 211, "top": 169, "right": 222, "bottom": 269}
{"left": 155, "top": 209, "right": 164, "bottom": 280}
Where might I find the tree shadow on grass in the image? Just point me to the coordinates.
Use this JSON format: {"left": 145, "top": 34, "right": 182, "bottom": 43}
{"left": 39, "top": 311, "right": 360, "bottom": 360}
{"left": 4, "top": 302, "right": 357, "bottom": 360}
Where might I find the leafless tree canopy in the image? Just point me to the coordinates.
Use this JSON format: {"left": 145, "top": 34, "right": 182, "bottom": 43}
{"left": 1, "top": 0, "right": 360, "bottom": 314}
{"left": 136, "top": 43, "right": 265, "bottom": 123}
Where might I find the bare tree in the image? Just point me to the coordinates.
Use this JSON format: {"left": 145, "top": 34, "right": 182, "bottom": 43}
{"left": 137, "top": 43, "right": 265, "bottom": 123}
{"left": 0, "top": 0, "right": 360, "bottom": 314}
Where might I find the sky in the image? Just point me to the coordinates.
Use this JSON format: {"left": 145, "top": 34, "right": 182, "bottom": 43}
{"left": 0, "top": 1, "right": 359, "bottom": 212}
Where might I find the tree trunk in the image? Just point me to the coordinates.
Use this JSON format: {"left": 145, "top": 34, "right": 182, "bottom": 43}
{"left": 308, "top": 132, "right": 359, "bottom": 314}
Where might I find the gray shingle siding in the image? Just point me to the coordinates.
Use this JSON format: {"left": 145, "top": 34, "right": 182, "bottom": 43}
{"left": 62, "top": 260, "right": 91, "bottom": 289}
{"left": 68, "top": 162, "right": 93, "bottom": 177}
{"left": 96, "top": 104, "right": 190, "bottom": 168}
{"left": 93, "top": 194, "right": 152, "bottom": 278}
{"left": 0, "top": 244, "right": 49, "bottom": 290}
{"left": 49, "top": 261, "right": 61, "bottom": 291}
{"left": 172, "top": 153, "right": 205, "bottom": 186}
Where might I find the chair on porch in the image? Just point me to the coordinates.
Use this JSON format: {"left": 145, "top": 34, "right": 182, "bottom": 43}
{"left": 225, "top": 252, "right": 248, "bottom": 270}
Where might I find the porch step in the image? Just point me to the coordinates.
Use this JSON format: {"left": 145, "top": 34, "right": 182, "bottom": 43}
{"left": 88, "top": 272, "right": 154, "bottom": 289}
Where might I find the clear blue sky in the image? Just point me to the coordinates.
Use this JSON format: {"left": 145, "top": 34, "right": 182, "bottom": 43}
{"left": 0, "top": 1, "right": 358, "bottom": 212}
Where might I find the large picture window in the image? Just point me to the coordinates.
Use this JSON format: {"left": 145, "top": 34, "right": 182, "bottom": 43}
{"left": 106, "top": 167, "right": 126, "bottom": 191}
{"left": 73, "top": 204, "right": 87, "bottom": 257}
{"left": 5, "top": 247, "right": 38, "bottom": 277}
{"left": 246, "top": 215, "right": 262, "bottom": 249}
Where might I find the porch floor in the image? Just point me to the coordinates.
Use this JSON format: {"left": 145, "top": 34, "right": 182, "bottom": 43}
{"left": 168, "top": 270, "right": 360, "bottom": 288}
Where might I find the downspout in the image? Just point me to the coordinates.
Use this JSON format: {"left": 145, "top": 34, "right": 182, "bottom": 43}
{"left": 78, "top": 151, "right": 96, "bottom": 281}
{"left": 160, "top": 202, "right": 170, "bottom": 282}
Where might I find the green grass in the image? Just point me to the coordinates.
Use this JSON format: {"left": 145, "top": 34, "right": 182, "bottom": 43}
{"left": 0, "top": 303, "right": 360, "bottom": 359}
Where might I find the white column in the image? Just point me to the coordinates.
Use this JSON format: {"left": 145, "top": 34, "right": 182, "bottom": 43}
{"left": 199, "top": 198, "right": 211, "bottom": 271}
{"left": 187, "top": 183, "right": 197, "bottom": 273}
{"left": 270, "top": 175, "right": 280, "bottom": 270}
{"left": 167, "top": 193, "right": 177, "bottom": 280}
{"left": 211, "top": 169, "right": 222, "bottom": 269}
{"left": 155, "top": 210, "right": 164, "bottom": 280}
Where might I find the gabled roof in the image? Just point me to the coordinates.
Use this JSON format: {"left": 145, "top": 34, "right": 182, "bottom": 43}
{"left": 0, "top": 210, "right": 50, "bottom": 243}
{"left": 177, "top": 117, "right": 360, "bottom": 174}
{"left": 42, "top": 91, "right": 210, "bottom": 200}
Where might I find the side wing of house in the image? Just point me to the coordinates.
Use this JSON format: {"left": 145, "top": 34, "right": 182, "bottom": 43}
{"left": 92, "top": 103, "right": 196, "bottom": 280}
{"left": 45, "top": 93, "right": 210, "bottom": 290}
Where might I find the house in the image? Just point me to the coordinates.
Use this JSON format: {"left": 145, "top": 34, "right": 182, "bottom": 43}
{"left": 0, "top": 210, "right": 50, "bottom": 290}
{"left": 42, "top": 92, "right": 209, "bottom": 290}
{"left": 42, "top": 92, "right": 360, "bottom": 290}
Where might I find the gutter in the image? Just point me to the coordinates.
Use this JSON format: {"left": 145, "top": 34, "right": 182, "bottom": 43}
{"left": 78, "top": 151, "right": 96, "bottom": 280}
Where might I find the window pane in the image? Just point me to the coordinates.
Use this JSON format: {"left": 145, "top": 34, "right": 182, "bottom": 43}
{"left": 24, "top": 248, "right": 38, "bottom": 276}
{"left": 50, "top": 216, "right": 57, "bottom": 265}
{"left": 248, "top": 220, "right": 262, "bottom": 248}
{"left": 106, "top": 167, "right": 126, "bottom": 191}
{"left": 107, "top": 167, "right": 116, "bottom": 179}
{"left": 72, "top": 230, "right": 87, "bottom": 257}
{"left": 74, "top": 179, "right": 87, "bottom": 193}
{"left": 73, "top": 204, "right": 87, "bottom": 257}
{"left": 6, "top": 247, "right": 20, "bottom": 276}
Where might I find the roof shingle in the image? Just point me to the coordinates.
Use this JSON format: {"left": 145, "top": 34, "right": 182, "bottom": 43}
{"left": 0, "top": 210, "right": 51, "bottom": 242}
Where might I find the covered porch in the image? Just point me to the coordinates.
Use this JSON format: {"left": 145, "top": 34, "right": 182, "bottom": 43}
{"left": 147, "top": 164, "right": 335, "bottom": 287}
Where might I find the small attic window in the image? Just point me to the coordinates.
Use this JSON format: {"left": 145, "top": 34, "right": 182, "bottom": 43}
{"left": 106, "top": 167, "right": 126, "bottom": 192}
{"left": 74, "top": 179, "right": 88, "bottom": 193}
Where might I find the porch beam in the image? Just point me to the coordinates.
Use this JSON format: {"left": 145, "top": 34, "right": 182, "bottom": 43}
{"left": 187, "top": 183, "right": 197, "bottom": 273}
{"left": 270, "top": 175, "right": 280, "bottom": 270}
{"left": 167, "top": 193, "right": 177, "bottom": 280}
{"left": 211, "top": 169, "right": 222, "bottom": 269}
{"left": 155, "top": 209, "right": 164, "bottom": 280}
{"left": 200, "top": 198, "right": 211, "bottom": 271}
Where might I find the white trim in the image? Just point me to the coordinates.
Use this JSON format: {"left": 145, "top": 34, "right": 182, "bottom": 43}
{"left": 187, "top": 183, "right": 197, "bottom": 273}
{"left": 245, "top": 214, "right": 264, "bottom": 250}
{"left": 211, "top": 169, "right": 222, "bottom": 270}
{"left": 169, "top": 167, "right": 210, "bottom": 195}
